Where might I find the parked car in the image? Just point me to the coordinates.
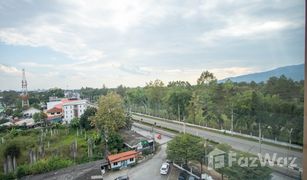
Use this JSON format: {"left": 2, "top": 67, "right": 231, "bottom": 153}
{"left": 114, "top": 175, "right": 129, "bottom": 180}
{"left": 178, "top": 171, "right": 188, "bottom": 180}
{"left": 160, "top": 162, "right": 170, "bottom": 175}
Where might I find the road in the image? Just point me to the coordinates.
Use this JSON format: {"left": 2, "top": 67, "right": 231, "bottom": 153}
{"left": 22, "top": 126, "right": 176, "bottom": 180}
{"left": 132, "top": 114, "right": 303, "bottom": 179}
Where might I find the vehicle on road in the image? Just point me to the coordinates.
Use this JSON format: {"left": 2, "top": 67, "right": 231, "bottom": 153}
{"left": 114, "top": 175, "right": 129, "bottom": 180}
{"left": 160, "top": 162, "right": 170, "bottom": 175}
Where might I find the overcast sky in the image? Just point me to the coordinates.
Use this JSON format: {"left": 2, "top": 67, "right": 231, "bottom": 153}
{"left": 0, "top": 0, "right": 304, "bottom": 90}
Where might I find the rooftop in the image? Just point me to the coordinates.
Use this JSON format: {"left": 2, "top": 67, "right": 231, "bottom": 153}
{"left": 120, "top": 130, "right": 151, "bottom": 148}
{"left": 107, "top": 150, "right": 138, "bottom": 163}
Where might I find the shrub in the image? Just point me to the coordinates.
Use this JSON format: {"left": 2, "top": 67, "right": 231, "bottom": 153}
{"left": 4, "top": 142, "right": 21, "bottom": 159}
{"left": 16, "top": 157, "right": 73, "bottom": 177}
{"left": 0, "top": 172, "right": 16, "bottom": 180}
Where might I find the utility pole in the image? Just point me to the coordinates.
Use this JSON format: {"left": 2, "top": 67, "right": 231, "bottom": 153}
{"left": 177, "top": 104, "right": 180, "bottom": 121}
{"left": 259, "top": 122, "right": 262, "bottom": 154}
{"left": 183, "top": 116, "right": 186, "bottom": 134}
{"left": 231, "top": 108, "right": 234, "bottom": 135}
{"left": 152, "top": 123, "right": 156, "bottom": 152}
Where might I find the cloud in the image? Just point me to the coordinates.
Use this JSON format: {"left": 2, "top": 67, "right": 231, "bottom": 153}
{"left": 19, "top": 62, "right": 53, "bottom": 68}
{"left": 200, "top": 20, "right": 301, "bottom": 46}
{"left": 0, "top": 0, "right": 304, "bottom": 90}
{"left": 0, "top": 64, "right": 21, "bottom": 76}
{"left": 0, "top": 25, "right": 105, "bottom": 62}
{"left": 209, "top": 67, "right": 256, "bottom": 79}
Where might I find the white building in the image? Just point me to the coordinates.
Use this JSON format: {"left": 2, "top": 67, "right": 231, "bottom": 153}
{"left": 63, "top": 100, "right": 89, "bottom": 123}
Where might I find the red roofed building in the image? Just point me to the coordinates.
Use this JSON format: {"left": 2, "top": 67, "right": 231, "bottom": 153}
{"left": 107, "top": 150, "right": 138, "bottom": 169}
{"left": 47, "top": 107, "right": 62, "bottom": 116}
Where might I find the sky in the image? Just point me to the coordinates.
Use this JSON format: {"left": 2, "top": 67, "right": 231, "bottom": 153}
{"left": 0, "top": 0, "right": 304, "bottom": 90}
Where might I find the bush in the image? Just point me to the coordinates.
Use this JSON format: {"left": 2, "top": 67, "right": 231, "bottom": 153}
{"left": 0, "top": 172, "right": 16, "bottom": 180}
{"left": 4, "top": 142, "right": 21, "bottom": 159}
{"left": 17, "top": 165, "right": 30, "bottom": 178}
{"left": 16, "top": 157, "right": 73, "bottom": 177}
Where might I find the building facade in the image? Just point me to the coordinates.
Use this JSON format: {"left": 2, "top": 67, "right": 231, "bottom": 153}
{"left": 107, "top": 150, "right": 138, "bottom": 170}
{"left": 63, "top": 100, "right": 89, "bottom": 123}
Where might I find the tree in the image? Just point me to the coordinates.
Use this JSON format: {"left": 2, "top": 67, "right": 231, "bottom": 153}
{"left": 70, "top": 117, "right": 80, "bottom": 129}
{"left": 107, "top": 132, "right": 124, "bottom": 153}
{"left": 91, "top": 92, "right": 126, "bottom": 134}
{"left": 145, "top": 79, "right": 165, "bottom": 114}
{"left": 80, "top": 107, "right": 97, "bottom": 130}
{"left": 116, "top": 84, "right": 126, "bottom": 97}
{"left": 187, "top": 92, "right": 203, "bottom": 124}
{"left": 167, "top": 134, "right": 204, "bottom": 164}
{"left": 167, "top": 81, "right": 191, "bottom": 89}
{"left": 32, "top": 112, "right": 47, "bottom": 124}
{"left": 165, "top": 88, "right": 191, "bottom": 121}
{"left": 126, "top": 88, "right": 148, "bottom": 112}
{"left": 197, "top": 71, "right": 216, "bottom": 86}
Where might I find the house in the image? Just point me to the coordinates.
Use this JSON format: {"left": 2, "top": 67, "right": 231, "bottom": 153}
{"left": 46, "top": 98, "right": 76, "bottom": 110}
{"left": 63, "top": 100, "right": 89, "bottom": 123}
{"left": 46, "top": 107, "right": 63, "bottom": 117}
{"left": 107, "top": 150, "right": 138, "bottom": 170}
{"left": 22, "top": 107, "right": 41, "bottom": 118}
{"left": 120, "top": 130, "right": 154, "bottom": 152}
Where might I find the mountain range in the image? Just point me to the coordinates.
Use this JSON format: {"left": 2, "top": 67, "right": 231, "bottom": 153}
{"left": 220, "top": 64, "right": 304, "bottom": 83}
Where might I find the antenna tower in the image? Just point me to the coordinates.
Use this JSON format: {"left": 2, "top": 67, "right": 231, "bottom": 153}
{"left": 21, "top": 68, "right": 29, "bottom": 108}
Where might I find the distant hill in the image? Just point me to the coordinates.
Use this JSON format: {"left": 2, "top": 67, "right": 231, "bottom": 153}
{"left": 220, "top": 64, "right": 304, "bottom": 83}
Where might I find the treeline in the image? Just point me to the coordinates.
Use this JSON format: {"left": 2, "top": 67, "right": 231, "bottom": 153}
{"left": 0, "top": 71, "right": 304, "bottom": 145}
{"left": 124, "top": 71, "right": 304, "bottom": 145}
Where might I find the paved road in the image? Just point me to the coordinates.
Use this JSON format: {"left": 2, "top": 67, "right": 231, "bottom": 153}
{"left": 132, "top": 114, "right": 303, "bottom": 178}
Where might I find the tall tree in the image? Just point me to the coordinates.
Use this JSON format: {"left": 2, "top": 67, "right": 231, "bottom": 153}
{"left": 197, "top": 71, "right": 216, "bottom": 86}
{"left": 91, "top": 92, "right": 126, "bottom": 134}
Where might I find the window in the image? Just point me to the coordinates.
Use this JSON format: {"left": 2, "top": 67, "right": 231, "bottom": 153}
{"left": 130, "top": 158, "right": 134, "bottom": 162}
{"left": 113, "top": 162, "right": 118, "bottom": 166}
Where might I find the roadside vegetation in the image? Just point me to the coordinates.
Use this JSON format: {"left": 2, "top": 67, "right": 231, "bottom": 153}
{"left": 167, "top": 134, "right": 272, "bottom": 180}
{"left": 124, "top": 72, "right": 303, "bottom": 146}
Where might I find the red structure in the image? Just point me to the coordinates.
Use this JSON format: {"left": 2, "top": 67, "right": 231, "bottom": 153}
{"left": 21, "top": 68, "right": 29, "bottom": 108}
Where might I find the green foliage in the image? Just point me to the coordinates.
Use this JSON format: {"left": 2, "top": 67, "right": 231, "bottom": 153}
{"left": 129, "top": 74, "right": 303, "bottom": 145}
{"left": 3, "top": 142, "right": 21, "bottom": 158}
{"left": 0, "top": 172, "right": 16, "bottom": 180}
{"left": 91, "top": 92, "right": 126, "bottom": 133}
{"left": 197, "top": 71, "right": 216, "bottom": 85}
{"left": 32, "top": 112, "right": 47, "bottom": 123}
{"left": 107, "top": 132, "right": 124, "bottom": 153}
{"left": 17, "top": 157, "right": 73, "bottom": 177}
{"left": 70, "top": 117, "right": 80, "bottom": 129}
{"left": 80, "top": 107, "right": 97, "bottom": 130}
{"left": 167, "top": 134, "right": 204, "bottom": 164}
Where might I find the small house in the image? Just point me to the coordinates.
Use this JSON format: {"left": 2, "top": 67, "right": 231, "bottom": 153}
{"left": 120, "top": 130, "right": 154, "bottom": 152}
{"left": 107, "top": 150, "right": 138, "bottom": 170}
